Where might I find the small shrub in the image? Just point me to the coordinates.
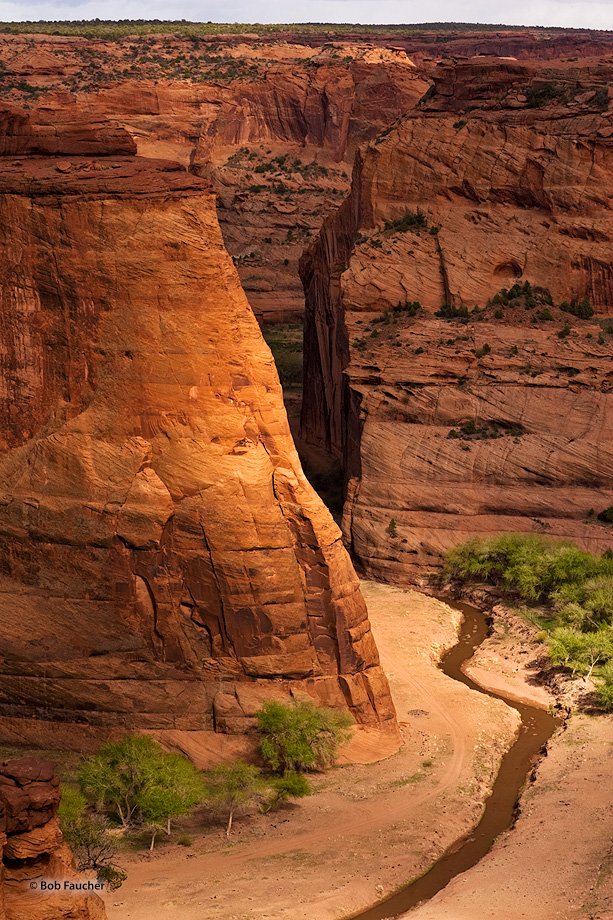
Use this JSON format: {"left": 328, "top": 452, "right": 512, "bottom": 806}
{"left": 436, "top": 304, "right": 469, "bottom": 320}
{"left": 384, "top": 210, "right": 427, "bottom": 233}
{"left": 593, "top": 86, "right": 610, "bottom": 110}
{"left": 261, "top": 770, "right": 311, "bottom": 813}
{"left": 396, "top": 300, "right": 421, "bottom": 316}
{"left": 96, "top": 865, "right": 128, "bottom": 891}
{"left": 526, "top": 82, "right": 565, "bottom": 107}
{"left": 561, "top": 298, "right": 594, "bottom": 320}
{"left": 59, "top": 787, "right": 124, "bottom": 883}
{"left": 256, "top": 700, "right": 354, "bottom": 774}
{"left": 597, "top": 507, "right": 613, "bottom": 524}
{"left": 388, "top": 518, "right": 397, "bottom": 536}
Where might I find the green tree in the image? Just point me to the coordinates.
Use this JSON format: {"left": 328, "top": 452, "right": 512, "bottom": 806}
{"left": 262, "top": 770, "right": 311, "bottom": 813}
{"left": 79, "top": 735, "right": 153, "bottom": 826}
{"left": 137, "top": 753, "right": 206, "bottom": 849}
{"left": 547, "top": 628, "right": 613, "bottom": 681}
{"left": 79, "top": 735, "right": 206, "bottom": 845}
{"left": 59, "top": 786, "right": 125, "bottom": 886}
{"left": 444, "top": 535, "right": 613, "bottom": 711}
{"left": 207, "top": 760, "right": 262, "bottom": 837}
{"left": 595, "top": 661, "right": 613, "bottom": 710}
{"left": 256, "top": 700, "right": 354, "bottom": 773}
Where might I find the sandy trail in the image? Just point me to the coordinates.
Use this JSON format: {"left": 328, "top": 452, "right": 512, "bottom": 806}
{"left": 107, "top": 582, "right": 517, "bottom": 920}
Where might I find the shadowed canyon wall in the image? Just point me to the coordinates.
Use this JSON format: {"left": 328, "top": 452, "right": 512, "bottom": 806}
{"left": 301, "top": 58, "right": 613, "bottom": 581}
{"left": 0, "top": 757, "right": 106, "bottom": 919}
{"left": 0, "top": 107, "right": 397, "bottom": 749}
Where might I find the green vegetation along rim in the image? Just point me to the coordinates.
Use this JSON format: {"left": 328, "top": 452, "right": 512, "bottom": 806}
{"left": 0, "top": 20, "right": 593, "bottom": 39}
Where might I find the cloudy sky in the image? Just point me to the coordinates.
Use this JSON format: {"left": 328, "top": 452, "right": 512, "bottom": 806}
{"left": 1, "top": 0, "right": 612, "bottom": 31}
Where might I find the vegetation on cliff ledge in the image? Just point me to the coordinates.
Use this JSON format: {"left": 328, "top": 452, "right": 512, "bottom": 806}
{"left": 444, "top": 534, "right": 613, "bottom": 709}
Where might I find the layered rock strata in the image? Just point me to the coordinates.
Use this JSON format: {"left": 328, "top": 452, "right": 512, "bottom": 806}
{"left": 0, "top": 107, "right": 396, "bottom": 747}
{"left": 301, "top": 59, "right": 613, "bottom": 580}
{"left": 0, "top": 36, "right": 428, "bottom": 322}
{"left": 0, "top": 757, "right": 106, "bottom": 919}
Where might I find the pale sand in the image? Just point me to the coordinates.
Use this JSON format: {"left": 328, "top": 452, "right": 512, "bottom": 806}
{"left": 106, "top": 581, "right": 518, "bottom": 920}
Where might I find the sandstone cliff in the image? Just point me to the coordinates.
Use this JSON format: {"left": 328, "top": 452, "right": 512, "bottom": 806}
{"left": 301, "top": 59, "right": 613, "bottom": 580}
{"left": 0, "top": 757, "right": 106, "bottom": 919}
{"left": 0, "top": 35, "right": 428, "bottom": 322}
{"left": 0, "top": 107, "right": 397, "bottom": 748}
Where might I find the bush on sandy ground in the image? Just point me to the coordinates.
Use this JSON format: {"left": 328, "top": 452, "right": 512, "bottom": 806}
{"left": 256, "top": 700, "right": 354, "bottom": 772}
{"left": 444, "top": 534, "right": 613, "bottom": 708}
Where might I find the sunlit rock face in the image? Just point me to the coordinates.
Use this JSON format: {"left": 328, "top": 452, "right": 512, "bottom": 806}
{"left": 0, "top": 107, "right": 397, "bottom": 748}
{"left": 301, "top": 59, "right": 613, "bottom": 580}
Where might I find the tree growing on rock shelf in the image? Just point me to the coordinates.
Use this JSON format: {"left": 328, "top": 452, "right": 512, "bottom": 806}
{"left": 256, "top": 700, "right": 354, "bottom": 773}
{"left": 78, "top": 735, "right": 206, "bottom": 848}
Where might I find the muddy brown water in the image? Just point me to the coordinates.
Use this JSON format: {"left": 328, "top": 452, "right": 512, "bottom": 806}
{"left": 347, "top": 599, "right": 559, "bottom": 920}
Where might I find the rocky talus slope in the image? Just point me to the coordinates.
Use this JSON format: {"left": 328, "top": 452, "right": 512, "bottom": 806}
{"left": 0, "top": 34, "right": 428, "bottom": 322}
{"left": 301, "top": 59, "right": 613, "bottom": 580}
{"left": 0, "top": 106, "right": 397, "bottom": 749}
{"left": 0, "top": 757, "right": 106, "bottom": 919}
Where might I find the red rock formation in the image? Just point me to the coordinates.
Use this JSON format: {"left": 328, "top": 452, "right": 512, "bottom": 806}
{"left": 301, "top": 60, "right": 613, "bottom": 580}
{"left": 0, "top": 106, "right": 397, "bottom": 749}
{"left": 2, "top": 29, "right": 612, "bottom": 320}
{"left": 0, "top": 757, "right": 106, "bottom": 919}
{"left": 0, "top": 35, "right": 429, "bottom": 322}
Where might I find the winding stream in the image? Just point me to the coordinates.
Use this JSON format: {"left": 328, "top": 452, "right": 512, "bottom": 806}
{"left": 348, "top": 599, "right": 559, "bottom": 920}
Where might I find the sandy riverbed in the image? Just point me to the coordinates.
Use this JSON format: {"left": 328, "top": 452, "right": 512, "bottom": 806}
{"left": 106, "top": 581, "right": 518, "bottom": 920}
{"left": 405, "top": 609, "right": 613, "bottom": 920}
{"left": 105, "top": 583, "right": 613, "bottom": 920}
